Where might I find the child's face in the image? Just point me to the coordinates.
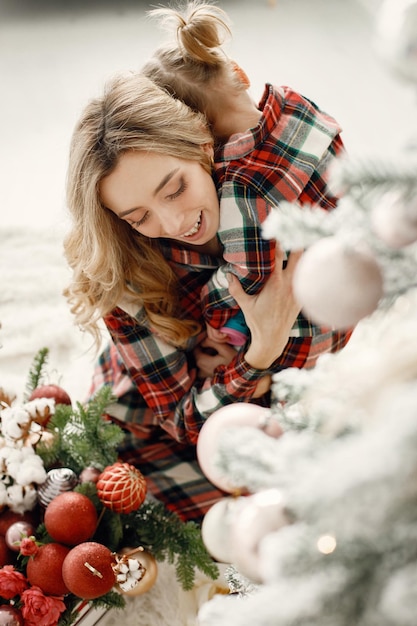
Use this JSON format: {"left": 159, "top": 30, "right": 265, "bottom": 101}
{"left": 100, "top": 150, "right": 220, "bottom": 245}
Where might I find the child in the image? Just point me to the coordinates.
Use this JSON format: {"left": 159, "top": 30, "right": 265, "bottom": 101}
{"left": 141, "top": 1, "right": 352, "bottom": 362}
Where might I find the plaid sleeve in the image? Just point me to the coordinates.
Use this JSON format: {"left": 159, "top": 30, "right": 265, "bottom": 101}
{"left": 103, "top": 307, "right": 269, "bottom": 446}
{"left": 199, "top": 193, "right": 276, "bottom": 330}
{"left": 201, "top": 85, "right": 345, "bottom": 332}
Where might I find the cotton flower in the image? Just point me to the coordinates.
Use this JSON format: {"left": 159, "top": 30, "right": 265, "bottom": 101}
{"left": 24, "top": 397, "right": 55, "bottom": 419}
{"left": 7, "top": 483, "right": 38, "bottom": 514}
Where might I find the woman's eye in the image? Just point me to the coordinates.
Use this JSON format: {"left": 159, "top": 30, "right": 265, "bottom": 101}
{"left": 129, "top": 211, "right": 149, "bottom": 229}
{"left": 167, "top": 178, "right": 187, "bottom": 200}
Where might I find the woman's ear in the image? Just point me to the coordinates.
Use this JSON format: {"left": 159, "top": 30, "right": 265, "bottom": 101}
{"left": 202, "top": 142, "right": 215, "bottom": 164}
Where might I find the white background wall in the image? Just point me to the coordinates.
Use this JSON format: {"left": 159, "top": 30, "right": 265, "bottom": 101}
{"left": 1, "top": 0, "right": 416, "bottom": 232}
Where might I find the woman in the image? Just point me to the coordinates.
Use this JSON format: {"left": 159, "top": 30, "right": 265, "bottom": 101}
{"left": 64, "top": 71, "right": 302, "bottom": 523}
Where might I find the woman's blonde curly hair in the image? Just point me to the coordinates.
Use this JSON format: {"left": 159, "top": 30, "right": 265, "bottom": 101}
{"left": 63, "top": 71, "right": 214, "bottom": 349}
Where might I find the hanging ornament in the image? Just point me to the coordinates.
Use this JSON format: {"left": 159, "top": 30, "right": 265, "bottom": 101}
{"left": 44, "top": 491, "right": 98, "bottom": 546}
{"left": 375, "top": 0, "right": 417, "bottom": 83}
{"left": 37, "top": 467, "right": 79, "bottom": 508}
{"left": 201, "top": 496, "right": 248, "bottom": 564}
{"left": 230, "top": 489, "right": 290, "bottom": 583}
{"left": 5, "top": 521, "right": 35, "bottom": 552}
{"left": 113, "top": 546, "right": 158, "bottom": 596}
{"left": 0, "top": 606, "right": 23, "bottom": 626}
{"left": 96, "top": 462, "right": 147, "bottom": 514}
{"left": 371, "top": 189, "right": 417, "bottom": 248}
{"left": 79, "top": 466, "right": 102, "bottom": 484}
{"left": 293, "top": 236, "right": 384, "bottom": 328}
{"left": 62, "top": 541, "right": 116, "bottom": 600}
{"left": 197, "top": 403, "right": 283, "bottom": 493}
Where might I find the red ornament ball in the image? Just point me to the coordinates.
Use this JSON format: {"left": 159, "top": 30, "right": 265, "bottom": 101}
{"left": 0, "top": 536, "right": 15, "bottom": 567}
{"left": 0, "top": 510, "right": 39, "bottom": 537}
{"left": 0, "top": 606, "right": 24, "bottom": 626}
{"left": 96, "top": 462, "right": 147, "bottom": 513}
{"left": 44, "top": 491, "right": 98, "bottom": 546}
{"left": 5, "top": 522, "right": 35, "bottom": 552}
{"left": 26, "top": 542, "right": 70, "bottom": 596}
{"left": 62, "top": 542, "right": 116, "bottom": 599}
{"left": 29, "top": 384, "right": 72, "bottom": 406}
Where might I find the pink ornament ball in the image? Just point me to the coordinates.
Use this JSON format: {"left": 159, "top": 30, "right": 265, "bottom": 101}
{"left": 371, "top": 190, "right": 417, "bottom": 248}
{"left": 231, "top": 489, "right": 289, "bottom": 583}
{"left": 197, "top": 403, "right": 283, "bottom": 493}
{"left": 293, "top": 237, "right": 383, "bottom": 328}
{"left": 5, "top": 521, "right": 35, "bottom": 552}
{"left": 375, "top": 0, "right": 417, "bottom": 83}
{"left": 0, "top": 606, "right": 24, "bottom": 626}
{"left": 201, "top": 496, "right": 247, "bottom": 564}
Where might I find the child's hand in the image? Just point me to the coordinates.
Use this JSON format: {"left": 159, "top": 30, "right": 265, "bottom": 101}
{"left": 193, "top": 337, "right": 237, "bottom": 379}
{"left": 205, "top": 322, "right": 230, "bottom": 343}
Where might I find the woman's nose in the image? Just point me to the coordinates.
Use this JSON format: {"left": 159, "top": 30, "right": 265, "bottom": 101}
{"left": 160, "top": 210, "right": 187, "bottom": 237}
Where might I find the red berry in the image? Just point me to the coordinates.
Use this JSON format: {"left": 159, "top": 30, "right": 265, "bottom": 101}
{"left": 62, "top": 542, "right": 116, "bottom": 599}
{"left": 26, "top": 542, "right": 71, "bottom": 596}
{"left": 44, "top": 492, "right": 98, "bottom": 546}
{"left": 96, "top": 462, "right": 147, "bottom": 514}
{"left": 29, "top": 384, "right": 71, "bottom": 406}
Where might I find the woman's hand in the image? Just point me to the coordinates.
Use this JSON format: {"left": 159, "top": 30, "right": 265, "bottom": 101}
{"left": 228, "top": 246, "right": 303, "bottom": 370}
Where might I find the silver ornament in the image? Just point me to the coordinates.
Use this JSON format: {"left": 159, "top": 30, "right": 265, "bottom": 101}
{"left": 37, "top": 467, "right": 79, "bottom": 508}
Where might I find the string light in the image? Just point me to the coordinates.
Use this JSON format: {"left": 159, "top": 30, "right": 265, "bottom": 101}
{"left": 317, "top": 534, "right": 337, "bottom": 554}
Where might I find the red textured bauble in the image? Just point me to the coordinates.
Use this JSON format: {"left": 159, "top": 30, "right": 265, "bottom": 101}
{"left": 0, "top": 536, "right": 15, "bottom": 566}
{"left": 5, "top": 522, "right": 35, "bottom": 552}
{"left": 0, "top": 606, "right": 24, "bottom": 626}
{"left": 62, "top": 542, "right": 116, "bottom": 599}
{"left": 44, "top": 492, "right": 98, "bottom": 546}
{"left": 29, "top": 384, "right": 72, "bottom": 406}
{"left": 96, "top": 462, "right": 147, "bottom": 513}
{"left": 26, "top": 542, "right": 70, "bottom": 596}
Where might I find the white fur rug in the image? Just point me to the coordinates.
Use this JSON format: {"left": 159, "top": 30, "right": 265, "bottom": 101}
{"left": 0, "top": 226, "right": 227, "bottom": 625}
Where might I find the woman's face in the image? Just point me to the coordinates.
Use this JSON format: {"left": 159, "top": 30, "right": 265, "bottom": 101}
{"left": 100, "top": 150, "right": 220, "bottom": 245}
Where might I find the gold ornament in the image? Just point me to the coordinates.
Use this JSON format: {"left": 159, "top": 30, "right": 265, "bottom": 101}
{"left": 113, "top": 546, "right": 158, "bottom": 596}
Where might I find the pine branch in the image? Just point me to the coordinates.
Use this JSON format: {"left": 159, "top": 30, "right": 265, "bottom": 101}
{"left": 24, "top": 347, "right": 49, "bottom": 400}
{"left": 123, "top": 500, "right": 219, "bottom": 590}
{"left": 38, "top": 386, "right": 124, "bottom": 474}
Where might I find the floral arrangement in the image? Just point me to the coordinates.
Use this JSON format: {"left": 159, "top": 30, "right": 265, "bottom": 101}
{"left": 0, "top": 348, "right": 218, "bottom": 626}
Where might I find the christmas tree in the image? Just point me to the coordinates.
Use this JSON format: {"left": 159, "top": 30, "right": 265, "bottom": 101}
{"left": 196, "top": 1, "right": 417, "bottom": 624}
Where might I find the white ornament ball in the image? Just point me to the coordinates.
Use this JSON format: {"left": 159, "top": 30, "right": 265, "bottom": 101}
{"left": 230, "top": 489, "right": 289, "bottom": 583}
{"left": 371, "top": 190, "right": 417, "bottom": 248}
{"left": 201, "top": 496, "right": 247, "bottom": 564}
{"left": 375, "top": 0, "right": 417, "bottom": 83}
{"left": 197, "top": 404, "right": 283, "bottom": 493}
{"left": 293, "top": 237, "right": 383, "bottom": 328}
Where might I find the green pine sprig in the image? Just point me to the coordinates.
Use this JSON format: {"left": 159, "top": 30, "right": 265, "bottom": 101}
{"left": 122, "top": 500, "right": 219, "bottom": 590}
{"left": 36, "top": 386, "right": 124, "bottom": 474}
{"left": 24, "top": 346, "right": 49, "bottom": 400}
